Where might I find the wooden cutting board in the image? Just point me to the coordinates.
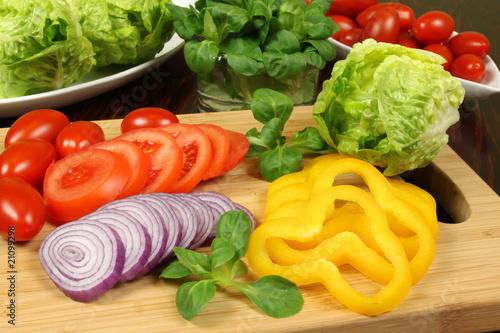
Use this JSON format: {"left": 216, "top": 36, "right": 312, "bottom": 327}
{"left": 1, "top": 107, "right": 499, "bottom": 332}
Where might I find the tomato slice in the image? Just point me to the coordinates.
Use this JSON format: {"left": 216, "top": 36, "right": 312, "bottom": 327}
{"left": 160, "top": 123, "right": 213, "bottom": 193}
{"left": 116, "top": 128, "right": 183, "bottom": 194}
{"left": 92, "top": 139, "right": 150, "bottom": 198}
{"left": 216, "top": 130, "right": 250, "bottom": 177}
{"left": 43, "top": 148, "right": 131, "bottom": 222}
{"left": 195, "top": 124, "right": 231, "bottom": 180}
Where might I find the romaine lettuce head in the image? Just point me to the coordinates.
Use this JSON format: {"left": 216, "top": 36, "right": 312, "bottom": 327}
{"left": 71, "top": 0, "right": 175, "bottom": 67}
{"left": 0, "top": 0, "right": 95, "bottom": 98}
{"left": 313, "top": 39, "right": 465, "bottom": 176}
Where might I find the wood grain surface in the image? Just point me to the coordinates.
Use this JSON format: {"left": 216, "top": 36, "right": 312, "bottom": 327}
{"left": 0, "top": 107, "right": 499, "bottom": 333}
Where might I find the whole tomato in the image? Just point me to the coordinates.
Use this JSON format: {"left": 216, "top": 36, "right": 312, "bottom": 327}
{"left": 0, "top": 177, "right": 46, "bottom": 241}
{"left": 396, "top": 31, "right": 423, "bottom": 49}
{"left": 340, "top": 28, "right": 365, "bottom": 47}
{"left": 357, "top": 3, "right": 415, "bottom": 31}
{"left": 327, "top": 0, "right": 377, "bottom": 18}
{"left": 329, "top": 15, "right": 359, "bottom": 41}
{"left": 423, "top": 44, "right": 454, "bottom": 71}
{"left": 0, "top": 139, "right": 57, "bottom": 188}
{"left": 120, "top": 107, "right": 179, "bottom": 134}
{"left": 448, "top": 31, "right": 490, "bottom": 59}
{"left": 363, "top": 8, "right": 400, "bottom": 44}
{"left": 4, "top": 109, "right": 69, "bottom": 148}
{"left": 450, "top": 54, "right": 486, "bottom": 83}
{"left": 412, "top": 11, "right": 455, "bottom": 45}
{"left": 55, "top": 121, "right": 105, "bottom": 158}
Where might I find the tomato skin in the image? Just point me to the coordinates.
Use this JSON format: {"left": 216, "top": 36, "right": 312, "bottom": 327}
{"left": 55, "top": 121, "right": 105, "bottom": 158}
{"left": 340, "top": 28, "right": 365, "bottom": 47}
{"left": 195, "top": 124, "right": 231, "bottom": 181}
{"left": 120, "top": 107, "right": 179, "bottom": 134}
{"left": 363, "top": 8, "right": 400, "bottom": 44}
{"left": 329, "top": 15, "right": 359, "bottom": 40}
{"left": 4, "top": 109, "right": 69, "bottom": 148}
{"left": 216, "top": 130, "right": 250, "bottom": 177}
{"left": 357, "top": 3, "right": 415, "bottom": 31}
{"left": 448, "top": 31, "right": 490, "bottom": 59}
{"left": 412, "top": 11, "right": 455, "bottom": 45}
{"left": 327, "top": 0, "right": 377, "bottom": 19}
{"left": 396, "top": 31, "right": 423, "bottom": 49}
{"left": 44, "top": 148, "right": 131, "bottom": 222}
{"left": 0, "top": 177, "right": 46, "bottom": 241}
{"left": 423, "top": 44, "right": 454, "bottom": 71}
{"left": 450, "top": 54, "right": 486, "bottom": 83}
{"left": 0, "top": 139, "right": 57, "bottom": 188}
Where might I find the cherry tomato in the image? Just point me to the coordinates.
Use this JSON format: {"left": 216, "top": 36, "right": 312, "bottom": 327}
{"left": 412, "top": 11, "right": 455, "bottom": 45}
{"left": 363, "top": 8, "right": 400, "bottom": 44}
{"left": 0, "top": 177, "right": 46, "bottom": 241}
{"left": 120, "top": 107, "right": 179, "bottom": 134}
{"left": 55, "top": 121, "right": 105, "bottom": 158}
{"left": 216, "top": 130, "right": 250, "bottom": 178}
{"left": 340, "top": 28, "right": 365, "bottom": 47}
{"left": 160, "top": 123, "right": 213, "bottom": 193}
{"left": 44, "top": 148, "right": 131, "bottom": 222}
{"left": 327, "top": 0, "right": 377, "bottom": 19}
{"left": 396, "top": 31, "right": 423, "bottom": 49}
{"left": 450, "top": 54, "right": 486, "bottom": 83}
{"left": 93, "top": 139, "right": 150, "bottom": 199}
{"left": 329, "top": 15, "right": 359, "bottom": 40}
{"left": 4, "top": 109, "right": 69, "bottom": 148}
{"left": 423, "top": 44, "right": 454, "bottom": 71}
{"left": 116, "top": 128, "right": 183, "bottom": 193}
{"left": 357, "top": 3, "right": 415, "bottom": 31}
{"left": 195, "top": 124, "right": 231, "bottom": 181}
{"left": 448, "top": 31, "right": 490, "bottom": 59}
{"left": 0, "top": 139, "right": 57, "bottom": 188}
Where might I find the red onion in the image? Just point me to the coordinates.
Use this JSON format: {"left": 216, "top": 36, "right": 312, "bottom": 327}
{"left": 234, "top": 202, "right": 256, "bottom": 231}
{"left": 173, "top": 193, "right": 213, "bottom": 249}
{"left": 38, "top": 221, "right": 125, "bottom": 302}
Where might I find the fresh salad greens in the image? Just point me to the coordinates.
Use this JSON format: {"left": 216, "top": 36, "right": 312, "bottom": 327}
{"left": 166, "top": 0, "right": 338, "bottom": 79}
{"left": 245, "top": 88, "right": 330, "bottom": 182}
{"left": 313, "top": 39, "right": 466, "bottom": 176}
{"left": 160, "top": 210, "right": 304, "bottom": 320}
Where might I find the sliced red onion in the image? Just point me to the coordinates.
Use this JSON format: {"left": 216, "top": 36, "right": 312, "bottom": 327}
{"left": 82, "top": 209, "right": 152, "bottom": 283}
{"left": 38, "top": 220, "right": 125, "bottom": 302}
{"left": 98, "top": 197, "right": 167, "bottom": 278}
{"left": 234, "top": 202, "right": 257, "bottom": 231}
{"left": 174, "top": 193, "right": 213, "bottom": 249}
{"left": 192, "top": 191, "right": 237, "bottom": 241}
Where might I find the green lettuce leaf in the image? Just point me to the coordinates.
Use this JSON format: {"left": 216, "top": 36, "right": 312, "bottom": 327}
{"left": 313, "top": 39, "right": 465, "bottom": 176}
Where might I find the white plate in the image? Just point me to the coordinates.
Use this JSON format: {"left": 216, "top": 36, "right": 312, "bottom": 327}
{"left": 0, "top": 0, "right": 195, "bottom": 118}
{"left": 329, "top": 37, "right": 500, "bottom": 99}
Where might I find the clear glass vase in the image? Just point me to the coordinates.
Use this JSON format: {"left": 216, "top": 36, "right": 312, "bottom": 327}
{"left": 197, "top": 55, "right": 320, "bottom": 112}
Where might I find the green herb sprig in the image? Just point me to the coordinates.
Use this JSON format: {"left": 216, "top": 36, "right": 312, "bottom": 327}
{"left": 160, "top": 210, "right": 304, "bottom": 320}
{"left": 245, "top": 88, "right": 332, "bottom": 182}
{"left": 166, "top": 0, "right": 338, "bottom": 79}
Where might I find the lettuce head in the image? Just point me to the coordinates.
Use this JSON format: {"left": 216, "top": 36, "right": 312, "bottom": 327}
{"left": 0, "top": 0, "right": 96, "bottom": 98}
{"left": 313, "top": 39, "right": 465, "bottom": 176}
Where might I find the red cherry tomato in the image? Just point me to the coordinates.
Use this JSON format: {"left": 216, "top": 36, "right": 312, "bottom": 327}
{"left": 340, "top": 28, "right": 365, "bottom": 47}
{"left": 450, "top": 54, "right": 486, "bottom": 83}
{"left": 195, "top": 124, "right": 231, "bottom": 181}
{"left": 4, "top": 109, "right": 69, "bottom": 148}
{"left": 44, "top": 148, "right": 132, "bottom": 222}
{"left": 327, "top": 0, "right": 377, "bottom": 19}
{"left": 448, "top": 31, "right": 490, "bottom": 59}
{"left": 412, "top": 11, "right": 455, "bottom": 45}
{"left": 423, "top": 44, "right": 454, "bottom": 71}
{"left": 329, "top": 15, "right": 359, "bottom": 40}
{"left": 116, "top": 128, "right": 183, "bottom": 194}
{"left": 120, "top": 107, "right": 179, "bottom": 134}
{"left": 0, "top": 139, "right": 57, "bottom": 188}
{"left": 357, "top": 3, "right": 415, "bottom": 31}
{"left": 363, "top": 8, "right": 400, "bottom": 44}
{"left": 215, "top": 130, "right": 250, "bottom": 178}
{"left": 55, "top": 121, "right": 105, "bottom": 158}
{"left": 396, "top": 31, "right": 423, "bottom": 49}
{"left": 160, "top": 123, "right": 213, "bottom": 193}
{"left": 0, "top": 177, "right": 46, "bottom": 241}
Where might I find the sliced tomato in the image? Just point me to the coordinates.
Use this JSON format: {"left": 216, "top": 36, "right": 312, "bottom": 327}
{"left": 116, "top": 128, "right": 183, "bottom": 194}
{"left": 216, "top": 130, "right": 250, "bottom": 177}
{"left": 195, "top": 124, "right": 231, "bottom": 180}
{"left": 92, "top": 139, "right": 150, "bottom": 198}
{"left": 160, "top": 123, "right": 213, "bottom": 193}
{"left": 43, "top": 148, "right": 131, "bottom": 222}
